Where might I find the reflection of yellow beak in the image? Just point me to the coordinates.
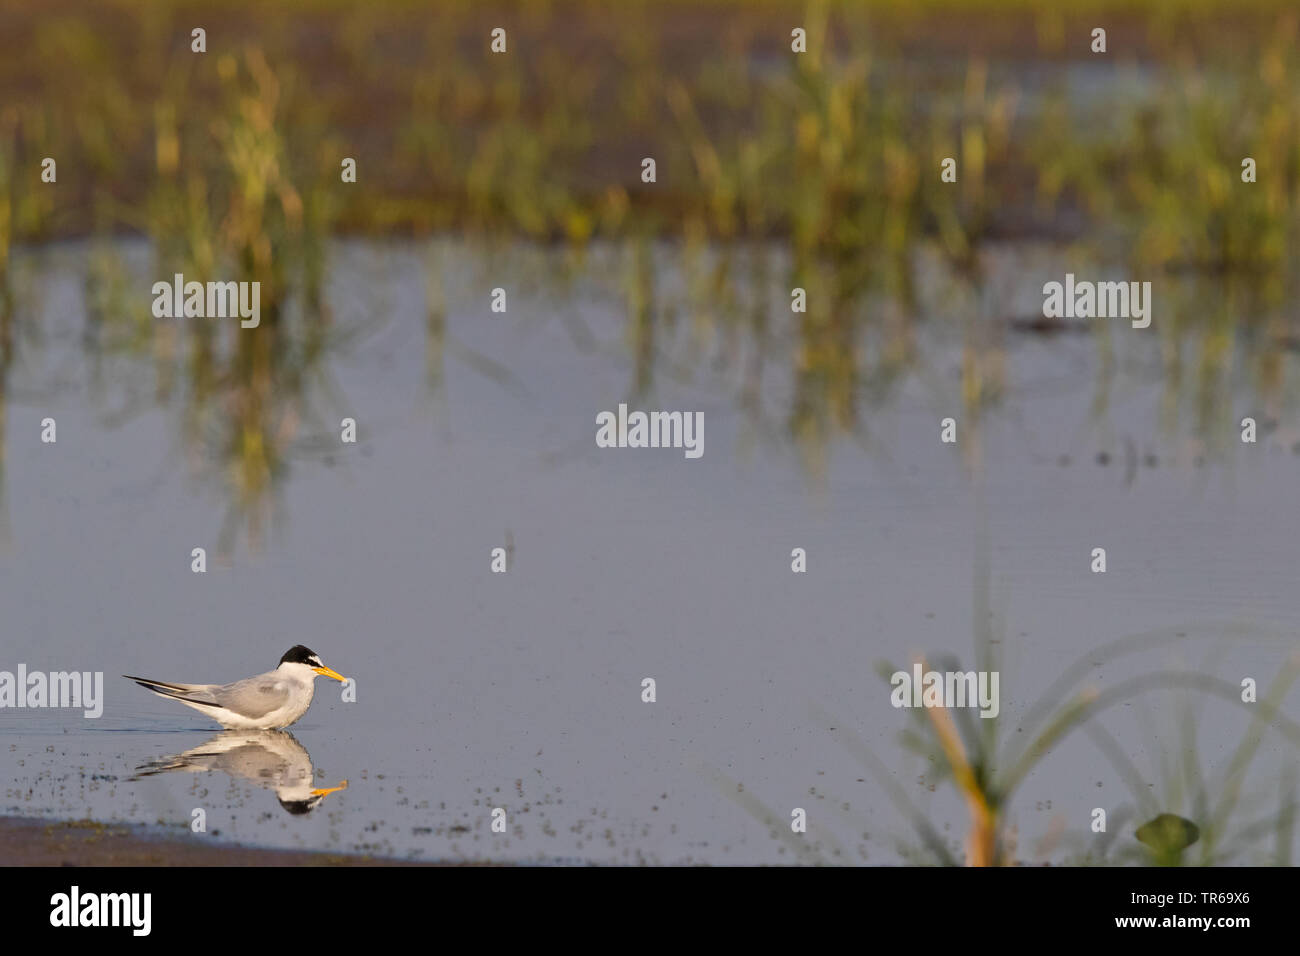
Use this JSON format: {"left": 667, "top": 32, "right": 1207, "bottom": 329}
{"left": 313, "top": 665, "right": 347, "bottom": 682}
{"left": 311, "top": 780, "right": 348, "bottom": 798}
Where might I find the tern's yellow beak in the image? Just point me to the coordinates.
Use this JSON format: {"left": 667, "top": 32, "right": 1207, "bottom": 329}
{"left": 311, "top": 780, "right": 349, "bottom": 798}
{"left": 313, "top": 665, "right": 348, "bottom": 682}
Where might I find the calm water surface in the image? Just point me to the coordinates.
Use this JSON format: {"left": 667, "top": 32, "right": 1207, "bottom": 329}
{"left": 1, "top": 239, "right": 1297, "bottom": 863}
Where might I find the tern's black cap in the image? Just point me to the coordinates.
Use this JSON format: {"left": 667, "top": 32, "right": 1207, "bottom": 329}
{"left": 279, "top": 645, "right": 321, "bottom": 666}
{"left": 279, "top": 797, "right": 320, "bottom": 815}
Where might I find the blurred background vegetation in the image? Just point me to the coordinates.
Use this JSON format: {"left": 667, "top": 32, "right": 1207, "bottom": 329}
{"left": 1, "top": 0, "right": 1296, "bottom": 485}
{"left": 1, "top": 1, "right": 1296, "bottom": 259}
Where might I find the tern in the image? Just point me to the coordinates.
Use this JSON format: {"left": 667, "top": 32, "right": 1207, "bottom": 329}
{"left": 124, "top": 645, "right": 348, "bottom": 730}
{"left": 131, "top": 730, "right": 347, "bottom": 814}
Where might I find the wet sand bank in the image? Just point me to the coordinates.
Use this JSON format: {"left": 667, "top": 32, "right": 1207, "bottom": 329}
{"left": 0, "top": 815, "right": 472, "bottom": 866}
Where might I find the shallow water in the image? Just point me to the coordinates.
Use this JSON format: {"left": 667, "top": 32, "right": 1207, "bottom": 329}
{"left": 1, "top": 239, "right": 1297, "bottom": 864}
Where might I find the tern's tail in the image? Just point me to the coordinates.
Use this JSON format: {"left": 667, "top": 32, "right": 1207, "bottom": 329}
{"left": 130, "top": 755, "right": 192, "bottom": 778}
{"left": 123, "top": 675, "right": 218, "bottom": 708}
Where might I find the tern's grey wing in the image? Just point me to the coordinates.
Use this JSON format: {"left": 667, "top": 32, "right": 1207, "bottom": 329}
{"left": 196, "top": 732, "right": 312, "bottom": 790}
{"left": 132, "top": 731, "right": 309, "bottom": 782}
{"left": 178, "top": 683, "right": 222, "bottom": 705}
{"left": 213, "top": 743, "right": 300, "bottom": 784}
{"left": 212, "top": 676, "right": 292, "bottom": 720}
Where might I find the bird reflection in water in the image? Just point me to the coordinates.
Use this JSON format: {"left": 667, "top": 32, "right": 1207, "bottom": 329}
{"left": 131, "top": 730, "right": 348, "bottom": 815}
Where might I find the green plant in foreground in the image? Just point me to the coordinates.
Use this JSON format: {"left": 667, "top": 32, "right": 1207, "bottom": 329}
{"left": 1134, "top": 813, "right": 1199, "bottom": 866}
{"left": 863, "top": 630, "right": 1300, "bottom": 866}
{"left": 716, "top": 524, "right": 1300, "bottom": 865}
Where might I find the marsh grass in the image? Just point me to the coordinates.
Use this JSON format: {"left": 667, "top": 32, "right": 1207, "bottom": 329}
{"left": 825, "top": 621, "right": 1300, "bottom": 865}
{"left": 0, "top": 1, "right": 1296, "bottom": 539}
{"left": 1, "top": 5, "right": 1295, "bottom": 430}
{"left": 1076, "top": 654, "right": 1300, "bottom": 865}
{"left": 711, "top": 516, "right": 1300, "bottom": 865}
